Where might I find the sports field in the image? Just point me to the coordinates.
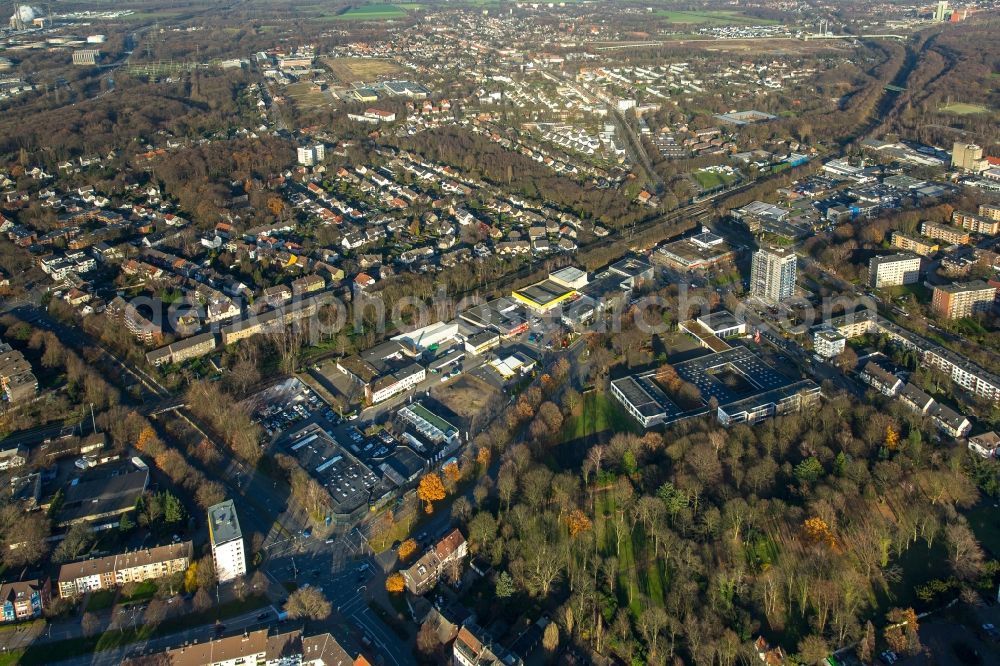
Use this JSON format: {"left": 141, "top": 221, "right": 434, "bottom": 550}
{"left": 323, "top": 57, "right": 402, "bottom": 83}
{"left": 692, "top": 168, "right": 739, "bottom": 191}
{"left": 939, "top": 102, "right": 991, "bottom": 115}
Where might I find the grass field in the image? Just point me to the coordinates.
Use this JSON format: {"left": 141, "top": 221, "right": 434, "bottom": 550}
{"left": 561, "top": 391, "right": 639, "bottom": 443}
{"left": 655, "top": 10, "right": 778, "bottom": 25}
{"left": 595, "top": 491, "right": 667, "bottom": 617}
{"left": 692, "top": 168, "right": 739, "bottom": 191}
{"left": 284, "top": 81, "right": 331, "bottom": 108}
{"left": 965, "top": 503, "right": 1000, "bottom": 558}
{"left": 323, "top": 57, "right": 402, "bottom": 83}
{"left": 939, "top": 102, "right": 992, "bottom": 116}
{"left": 334, "top": 4, "right": 409, "bottom": 21}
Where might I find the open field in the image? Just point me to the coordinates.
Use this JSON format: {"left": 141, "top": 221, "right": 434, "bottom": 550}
{"left": 692, "top": 168, "right": 740, "bottom": 191}
{"left": 939, "top": 102, "right": 992, "bottom": 115}
{"left": 284, "top": 81, "right": 331, "bottom": 109}
{"left": 333, "top": 4, "right": 409, "bottom": 21}
{"left": 655, "top": 10, "right": 779, "bottom": 25}
{"left": 561, "top": 390, "right": 638, "bottom": 443}
{"left": 323, "top": 57, "right": 402, "bottom": 83}
{"left": 431, "top": 374, "right": 499, "bottom": 426}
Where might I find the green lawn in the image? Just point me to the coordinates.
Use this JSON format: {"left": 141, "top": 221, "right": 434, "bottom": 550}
{"left": 595, "top": 492, "right": 666, "bottom": 619}
{"left": 939, "top": 102, "right": 992, "bottom": 116}
{"left": 85, "top": 589, "right": 116, "bottom": 611}
{"left": 692, "top": 169, "right": 739, "bottom": 191}
{"left": 655, "top": 10, "right": 778, "bottom": 25}
{"left": 561, "top": 391, "right": 640, "bottom": 443}
{"left": 334, "top": 4, "right": 409, "bottom": 20}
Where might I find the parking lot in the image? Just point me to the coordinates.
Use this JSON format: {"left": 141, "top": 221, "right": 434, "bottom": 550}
{"left": 243, "top": 377, "right": 335, "bottom": 439}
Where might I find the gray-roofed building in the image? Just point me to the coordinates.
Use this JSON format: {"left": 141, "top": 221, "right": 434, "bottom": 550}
{"left": 208, "top": 500, "right": 246, "bottom": 582}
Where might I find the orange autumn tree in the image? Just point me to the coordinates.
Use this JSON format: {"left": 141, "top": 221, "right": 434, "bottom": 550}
{"left": 136, "top": 426, "right": 158, "bottom": 452}
{"left": 443, "top": 461, "right": 460, "bottom": 483}
{"left": 397, "top": 538, "right": 418, "bottom": 561}
{"left": 566, "top": 509, "right": 592, "bottom": 538}
{"left": 417, "top": 473, "right": 446, "bottom": 513}
{"left": 803, "top": 517, "right": 838, "bottom": 550}
{"left": 476, "top": 447, "right": 491, "bottom": 470}
{"left": 885, "top": 426, "right": 899, "bottom": 451}
{"left": 385, "top": 573, "right": 405, "bottom": 593}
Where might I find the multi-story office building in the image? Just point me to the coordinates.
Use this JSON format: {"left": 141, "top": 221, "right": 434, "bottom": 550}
{"left": 208, "top": 500, "right": 246, "bottom": 583}
{"left": 931, "top": 281, "right": 997, "bottom": 319}
{"left": 750, "top": 246, "right": 796, "bottom": 303}
{"left": 868, "top": 254, "right": 921, "bottom": 288}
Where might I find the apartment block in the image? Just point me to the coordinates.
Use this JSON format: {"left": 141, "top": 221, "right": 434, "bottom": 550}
{"left": 401, "top": 529, "right": 468, "bottom": 595}
{"left": 0, "top": 579, "right": 49, "bottom": 622}
{"left": 57, "top": 542, "right": 192, "bottom": 598}
{"left": 890, "top": 231, "right": 938, "bottom": 257}
{"left": 921, "top": 221, "right": 969, "bottom": 245}
{"left": 931, "top": 280, "right": 997, "bottom": 319}
{"left": 208, "top": 500, "right": 246, "bottom": 583}
{"left": 953, "top": 210, "right": 999, "bottom": 236}
{"left": 868, "top": 254, "right": 921, "bottom": 288}
{"left": 0, "top": 341, "right": 37, "bottom": 403}
{"left": 750, "top": 246, "right": 796, "bottom": 303}
{"left": 979, "top": 204, "right": 1000, "bottom": 223}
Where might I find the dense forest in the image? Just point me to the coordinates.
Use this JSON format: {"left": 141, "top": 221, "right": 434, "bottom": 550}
{"left": 435, "top": 362, "right": 1000, "bottom": 666}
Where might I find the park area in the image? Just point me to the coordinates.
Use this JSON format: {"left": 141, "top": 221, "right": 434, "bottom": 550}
{"left": 322, "top": 57, "right": 402, "bottom": 84}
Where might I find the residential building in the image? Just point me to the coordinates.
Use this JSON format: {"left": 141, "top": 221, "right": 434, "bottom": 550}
{"left": 0, "top": 341, "right": 37, "bottom": 403}
{"left": 920, "top": 221, "right": 969, "bottom": 245}
{"left": 978, "top": 204, "right": 1000, "bottom": 223}
{"left": 969, "top": 432, "right": 999, "bottom": 458}
{"left": 297, "top": 144, "right": 326, "bottom": 167}
{"left": 953, "top": 210, "right": 999, "bottom": 235}
{"left": 123, "top": 628, "right": 364, "bottom": 666}
{"left": 750, "top": 246, "right": 796, "bottom": 303}
{"left": 208, "top": 500, "right": 246, "bottom": 583}
{"left": 931, "top": 281, "right": 996, "bottom": 319}
{"left": 145, "top": 332, "right": 218, "bottom": 367}
{"left": 0, "top": 579, "right": 49, "bottom": 622}
{"left": 898, "top": 383, "right": 972, "bottom": 437}
{"left": 813, "top": 328, "right": 846, "bottom": 359}
{"left": 951, "top": 142, "right": 987, "bottom": 172}
{"left": 453, "top": 623, "right": 524, "bottom": 666}
{"left": 859, "top": 361, "right": 904, "bottom": 396}
{"left": 868, "top": 254, "right": 921, "bottom": 288}
{"left": 890, "top": 231, "right": 938, "bottom": 257}
{"left": 0, "top": 445, "right": 27, "bottom": 470}
{"left": 401, "top": 529, "right": 468, "bottom": 595}
{"left": 57, "top": 542, "right": 192, "bottom": 598}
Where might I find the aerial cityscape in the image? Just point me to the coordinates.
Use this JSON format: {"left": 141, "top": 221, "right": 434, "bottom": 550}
{"left": 0, "top": 0, "right": 998, "bottom": 664}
